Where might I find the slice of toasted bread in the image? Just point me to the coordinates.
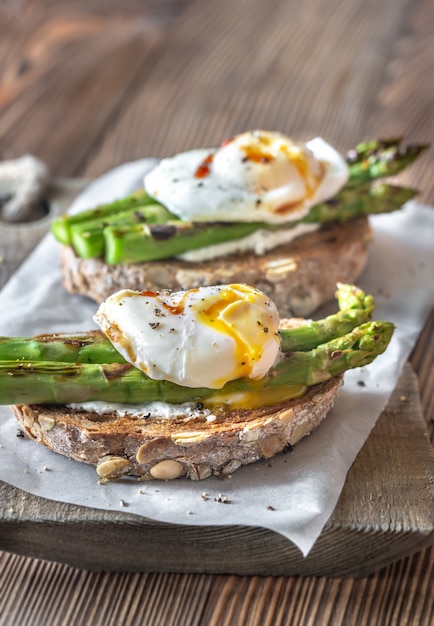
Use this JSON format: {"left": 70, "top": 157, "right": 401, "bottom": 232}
{"left": 60, "top": 216, "right": 371, "bottom": 317}
{"left": 12, "top": 375, "right": 343, "bottom": 481}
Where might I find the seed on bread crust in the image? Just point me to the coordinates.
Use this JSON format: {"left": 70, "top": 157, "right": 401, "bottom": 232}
{"left": 172, "top": 431, "right": 208, "bottom": 447}
{"left": 265, "top": 258, "right": 298, "bottom": 276}
{"left": 136, "top": 438, "right": 172, "bottom": 464}
{"left": 38, "top": 414, "right": 56, "bottom": 431}
{"left": 150, "top": 459, "right": 184, "bottom": 480}
{"left": 187, "top": 463, "right": 212, "bottom": 480}
{"left": 289, "top": 421, "right": 313, "bottom": 445}
{"left": 96, "top": 455, "right": 133, "bottom": 480}
{"left": 261, "top": 435, "right": 285, "bottom": 458}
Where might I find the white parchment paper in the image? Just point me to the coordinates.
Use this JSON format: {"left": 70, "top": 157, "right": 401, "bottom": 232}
{"left": 0, "top": 159, "right": 433, "bottom": 557}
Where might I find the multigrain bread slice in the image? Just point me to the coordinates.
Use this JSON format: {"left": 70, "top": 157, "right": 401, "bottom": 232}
{"left": 12, "top": 375, "right": 343, "bottom": 481}
{"left": 60, "top": 216, "right": 371, "bottom": 317}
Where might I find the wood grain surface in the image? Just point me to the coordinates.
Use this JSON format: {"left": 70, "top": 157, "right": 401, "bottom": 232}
{"left": 0, "top": 0, "right": 433, "bottom": 624}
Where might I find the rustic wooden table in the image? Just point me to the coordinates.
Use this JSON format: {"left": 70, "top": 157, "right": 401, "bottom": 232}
{"left": 0, "top": 0, "right": 433, "bottom": 624}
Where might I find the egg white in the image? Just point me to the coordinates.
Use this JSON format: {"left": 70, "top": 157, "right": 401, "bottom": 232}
{"left": 144, "top": 131, "right": 349, "bottom": 224}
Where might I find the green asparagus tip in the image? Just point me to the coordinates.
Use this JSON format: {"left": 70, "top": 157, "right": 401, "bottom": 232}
{"left": 335, "top": 283, "right": 375, "bottom": 315}
{"left": 350, "top": 137, "right": 403, "bottom": 159}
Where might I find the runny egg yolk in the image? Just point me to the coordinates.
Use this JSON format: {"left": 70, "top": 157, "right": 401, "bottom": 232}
{"left": 216, "top": 131, "right": 324, "bottom": 201}
{"left": 94, "top": 284, "right": 281, "bottom": 389}
{"left": 191, "top": 284, "right": 280, "bottom": 386}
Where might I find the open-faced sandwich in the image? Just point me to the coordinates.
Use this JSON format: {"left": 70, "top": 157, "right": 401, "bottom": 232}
{"left": 52, "top": 132, "right": 426, "bottom": 317}
{"left": 0, "top": 283, "right": 393, "bottom": 480}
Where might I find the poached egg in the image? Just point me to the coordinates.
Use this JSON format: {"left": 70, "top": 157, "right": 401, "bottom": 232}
{"left": 94, "top": 284, "right": 281, "bottom": 389}
{"left": 144, "top": 131, "right": 349, "bottom": 224}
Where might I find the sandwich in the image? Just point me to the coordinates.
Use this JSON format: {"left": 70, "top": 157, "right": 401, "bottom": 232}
{"left": 0, "top": 283, "right": 394, "bottom": 480}
{"left": 52, "top": 132, "right": 426, "bottom": 317}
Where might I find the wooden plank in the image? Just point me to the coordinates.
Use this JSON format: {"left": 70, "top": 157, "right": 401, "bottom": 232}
{"left": 0, "top": 548, "right": 432, "bottom": 626}
{"left": 0, "top": 1, "right": 188, "bottom": 176}
{"left": 0, "top": 363, "right": 432, "bottom": 577}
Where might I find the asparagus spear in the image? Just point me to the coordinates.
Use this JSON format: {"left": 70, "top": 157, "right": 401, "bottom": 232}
{"left": 0, "top": 284, "right": 375, "bottom": 364}
{"left": 345, "top": 138, "right": 428, "bottom": 187}
{"left": 51, "top": 189, "right": 157, "bottom": 245}
{"left": 303, "top": 183, "right": 416, "bottom": 223}
{"left": 70, "top": 203, "right": 174, "bottom": 259}
{"left": 104, "top": 219, "right": 262, "bottom": 264}
{"left": 103, "top": 183, "right": 416, "bottom": 264}
{"left": 0, "top": 331, "right": 125, "bottom": 364}
{"left": 0, "top": 320, "right": 394, "bottom": 406}
{"left": 279, "top": 283, "right": 375, "bottom": 352}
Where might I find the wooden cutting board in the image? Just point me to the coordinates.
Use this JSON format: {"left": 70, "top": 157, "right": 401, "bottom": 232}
{"left": 0, "top": 363, "right": 432, "bottom": 577}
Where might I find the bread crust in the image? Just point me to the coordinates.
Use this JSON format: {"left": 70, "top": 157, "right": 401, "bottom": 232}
{"left": 12, "top": 375, "right": 343, "bottom": 480}
{"left": 60, "top": 217, "right": 371, "bottom": 317}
